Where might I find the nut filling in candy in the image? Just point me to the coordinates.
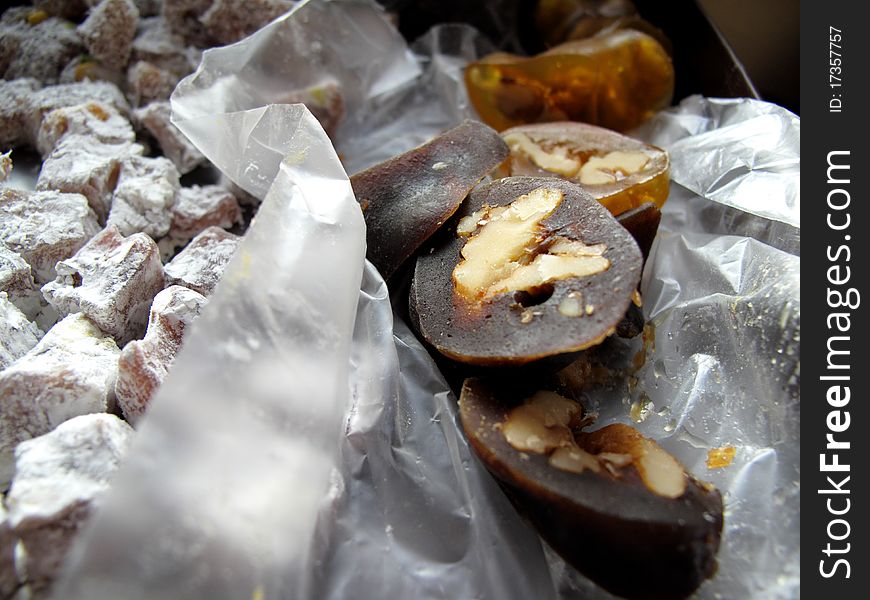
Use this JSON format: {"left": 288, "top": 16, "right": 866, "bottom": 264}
{"left": 497, "top": 122, "right": 670, "bottom": 216}
{"left": 459, "top": 379, "right": 724, "bottom": 600}
{"left": 411, "top": 176, "right": 642, "bottom": 366}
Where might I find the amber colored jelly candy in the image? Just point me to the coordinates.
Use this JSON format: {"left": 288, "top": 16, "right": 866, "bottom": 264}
{"left": 465, "top": 29, "right": 673, "bottom": 133}
{"left": 496, "top": 121, "right": 669, "bottom": 216}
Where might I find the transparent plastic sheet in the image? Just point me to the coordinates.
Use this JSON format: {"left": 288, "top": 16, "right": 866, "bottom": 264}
{"left": 54, "top": 1, "right": 800, "bottom": 599}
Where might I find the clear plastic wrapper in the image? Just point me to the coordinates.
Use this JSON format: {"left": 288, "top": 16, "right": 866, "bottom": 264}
{"left": 54, "top": 1, "right": 800, "bottom": 599}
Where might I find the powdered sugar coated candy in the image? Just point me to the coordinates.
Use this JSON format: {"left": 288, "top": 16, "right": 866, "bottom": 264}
{"left": 200, "top": 0, "right": 295, "bottom": 45}
{"left": 126, "top": 60, "right": 177, "bottom": 106}
{"left": 107, "top": 155, "right": 180, "bottom": 238}
{"left": 78, "top": 0, "right": 141, "bottom": 71}
{"left": 42, "top": 226, "right": 166, "bottom": 345}
{"left": 170, "top": 184, "right": 242, "bottom": 241}
{"left": 0, "top": 313, "right": 120, "bottom": 485}
{"left": 0, "top": 7, "right": 83, "bottom": 85}
{"left": 133, "top": 101, "right": 205, "bottom": 174}
{"left": 37, "top": 135, "right": 144, "bottom": 223}
{"left": 0, "top": 293, "right": 43, "bottom": 371}
{"left": 0, "top": 243, "right": 43, "bottom": 322}
{"left": 164, "top": 226, "right": 241, "bottom": 296}
{"left": 116, "top": 285, "right": 207, "bottom": 424}
{"left": 0, "top": 188, "right": 101, "bottom": 284}
{"left": 0, "top": 78, "right": 42, "bottom": 149}
{"left": 4, "top": 413, "right": 133, "bottom": 597}
{"left": 36, "top": 102, "right": 136, "bottom": 158}
{"left": 27, "top": 81, "right": 131, "bottom": 146}
{"left": 132, "top": 16, "right": 201, "bottom": 77}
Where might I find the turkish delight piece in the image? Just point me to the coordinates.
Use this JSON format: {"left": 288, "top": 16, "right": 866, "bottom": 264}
{"left": 4, "top": 413, "right": 133, "bottom": 598}
{"left": 36, "top": 102, "right": 136, "bottom": 158}
{"left": 107, "top": 155, "right": 180, "bottom": 238}
{"left": 164, "top": 226, "right": 240, "bottom": 296}
{"left": 133, "top": 101, "right": 205, "bottom": 174}
{"left": 0, "top": 188, "right": 100, "bottom": 284}
{"left": 126, "top": 60, "right": 177, "bottom": 106}
{"left": 36, "top": 135, "right": 144, "bottom": 223}
{"left": 42, "top": 226, "right": 166, "bottom": 345}
{"left": 0, "top": 243, "right": 43, "bottom": 322}
{"left": 0, "top": 7, "right": 83, "bottom": 85}
{"left": 78, "top": 0, "right": 140, "bottom": 71}
{"left": 0, "top": 294, "right": 43, "bottom": 372}
{"left": 28, "top": 81, "right": 131, "bottom": 143}
{"left": 58, "top": 54, "right": 126, "bottom": 87}
{"left": 0, "top": 313, "right": 120, "bottom": 485}
{"left": 116, "top": 285, "right": 207, "bottom": 423}
{"left": 170, "top": 184, "right": 242, "bottom": 241}
{"left": 0, "top": 79, "right": 42, "bottom": 150}
{"left": 200, "top": 0, "right": 295, "bottom": 45}
{"left": 132, "top": 16, "right": 200, "bottom": 76}
{"left": 0, "top": 503, "right": 17, "bottom": 599}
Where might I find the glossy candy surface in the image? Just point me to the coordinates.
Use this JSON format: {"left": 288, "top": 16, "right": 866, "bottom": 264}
{"left": 410, "top": 177, "right": 641, "bottom": 367}
{"left": 459, "top": 378, "right": 724, "bottom": 600}
{"left": 497, "top": 121, "right": 669, "bottom": 216}
{"left": 350, "top": 120, "right": 509, "bottom": 281}
{"left": 465, "top": 29, "right": 673, "bottom": 133}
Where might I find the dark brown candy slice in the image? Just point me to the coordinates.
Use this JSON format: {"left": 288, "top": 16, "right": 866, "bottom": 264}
{"left": 459, "top": 378, "right": 723, "bottom": 600}
{"left": 497, "top": 122, "right": 670, "bottom": 217}
{"left": 350, "top": 120, "right": 509, "bottom": 281}
{"left": 410, "top": 176, "right": 642, "bottom": 367}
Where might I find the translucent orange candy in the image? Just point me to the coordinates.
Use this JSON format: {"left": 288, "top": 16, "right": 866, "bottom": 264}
{"left": 465, "top": 29, "right": 674, "bottom": 133}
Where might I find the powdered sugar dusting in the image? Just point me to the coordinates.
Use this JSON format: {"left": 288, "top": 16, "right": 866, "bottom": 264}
{"left": 41, "top": 226, "right": 165, "bottom": 345}
{"left": 0, "top": 313, "right": 120, "bottom": 485}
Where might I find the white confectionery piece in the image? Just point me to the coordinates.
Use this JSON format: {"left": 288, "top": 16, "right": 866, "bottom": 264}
{"left": 58, "top": 55, "right": 127, "bottom": 88}
{"left": 132, "top": 16, "right": 200, "bottom": 76}
{"left": 0, "top": 313, "right": 120, "bottom": 486}
{"left": 36, "top": 102, "right": 136, "bottom": 158}
{"left": 0, "top": 502, "right": 17, "bottom": 599}
{"left": 0, "top": 8, "right": 83, "bottom": 85}
{"left": 107, "top": 155, "right": 180, "bottom": 238}
{"left": 5, "top": 413, "right": 133, "bottom": 597}
{"left": 0, "top": 188, "right": 101, "bottom": 285}
{"left": 37, "top": 135, "right": 144, "bottom": 224}
{"left": 170, "top": 184, "right": 242, "bottom": 240}
{"left": 0, "top": 79, "right": 42, "bottom": 150}
{"left": 0, "top": 293, "right": 43, "bottom": 372}
{"left": 133, "top": 101, "right": 205, "bottom": 174}
{"left": 78, "top": 0, "right": 141, "bottom": 71}
{"left": 0, "top": 244, "right": 45, "bottom": 323}
{"left": 200, "top": 0, "right": 295, "bottom": 45}
{"left": 27, "top": 81, "right": 131, "bottom": 147}
{"left": 116, "top": 285, "right": 207, "bottom": 424}
{"left": 0, "top": 151, "right": 11, "bottom": 183}
{"left": 42, "top": 226, "right": 166, "bottom": 345}
{"left": 164, "top": 226, "right": 241, "bottom": 296}
{"left": 126, "top": 60, "right": 177, "bottom": 107}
